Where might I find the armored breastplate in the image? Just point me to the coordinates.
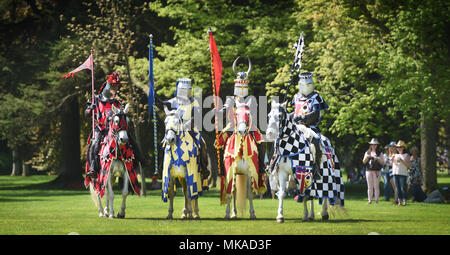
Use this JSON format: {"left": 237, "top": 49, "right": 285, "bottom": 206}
{"left": 294, "top": 94, "right": 315, "bottom": 117}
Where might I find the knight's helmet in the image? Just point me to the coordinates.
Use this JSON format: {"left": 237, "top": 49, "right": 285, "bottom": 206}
{"left": 232, "top": 56, "right": 252, "bottom": 97}
{"left": 176, "top": 78, "right": 192, "bottom": 100}
{"left": 101, "top": 72, "right": 121, "bottom": 100}
{"left": 298, "top": 72, "right": 315, "bottom": 97}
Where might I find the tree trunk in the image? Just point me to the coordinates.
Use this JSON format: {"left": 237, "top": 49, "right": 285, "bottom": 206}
{"left": 22, "top": 162, "right": 29, "bottom": 176}
{"left": 11, "top": 148, "right": 21, "bottom": 176}
{"left": 420, "top": 112, "right": 438, "bottom": 193}
{"left": 58, "top": 96, "right": 83, "bottom": 187}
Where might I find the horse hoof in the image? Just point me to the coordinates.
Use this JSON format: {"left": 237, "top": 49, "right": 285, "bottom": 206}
{"left": 181, "top": 214, "right": 187, "bottom": 220}
{"left": 276, "top": 218, "right": 284, "bottom": 223}
{"left": 321, "top": 215, "right": 329, "bottom": 221}
{"left": 250, "top": 215, "right": 256, "bottom": 220}
{"left": 117, "top": 212, "right": 125, "bottom": 219}
{"left": 193, "top": 215, "right": 200, "bottom": 220}
{"left": 308, "top": 217, "right": 315, "bottom": 221}
{"left": 302, "top": 218, "right": 310, "bottom": 222}
{"left": 166, "top": 215, "right": 173, "bottom": 220}
{"left": 231, "top": 215, "right": 237, "bottom": 220}
{"left": 224, "top": 215, "right": 230, "bottom": 220}
{"left": 109, "top": 215, "right": 115, "bottom": 219}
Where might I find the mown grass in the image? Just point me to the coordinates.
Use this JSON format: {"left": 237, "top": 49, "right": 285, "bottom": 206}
{"left": 0, "top": 174, "right": 449, "bottom": 235}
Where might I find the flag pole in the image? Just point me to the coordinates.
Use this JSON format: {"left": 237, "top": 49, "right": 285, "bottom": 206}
{"left": 149, "top": 34, "right": 159, "bottom": 175}
{"left": 208, "top": 28, "right": 222, "bottom": 177}
{"left": 91, "top": 49, "right": 95, "bottom": 140}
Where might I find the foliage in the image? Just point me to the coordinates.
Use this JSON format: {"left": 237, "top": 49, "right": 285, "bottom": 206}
{"left": 0, "top": 0, "right": 448, "bottom": 179}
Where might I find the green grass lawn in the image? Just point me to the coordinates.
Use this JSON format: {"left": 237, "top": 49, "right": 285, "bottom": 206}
{"left": 0, "top": 174, "right": 449, "bottom": 235}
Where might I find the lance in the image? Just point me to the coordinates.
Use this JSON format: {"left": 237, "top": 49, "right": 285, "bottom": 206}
{"left": 283, "top": 32, "right": 304, "bottom": 103}
{"left": 90, "top": 50, "right": 95, "bottom": 140}
{"left": 148, "top": 34, "right": 159, "bottom": 175}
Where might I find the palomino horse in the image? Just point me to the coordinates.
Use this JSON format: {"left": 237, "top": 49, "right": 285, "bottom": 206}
{"left": 85, "top": 104, "right": 141, "bottom": 218}
{"left": 266, "top": 101, "right": 344, "bottom": 223}
{"left": 162, "top": 106, "right": 203, "bottom": 219}
{"left": 215, "top": 101, "right": 265, "bottom": 219}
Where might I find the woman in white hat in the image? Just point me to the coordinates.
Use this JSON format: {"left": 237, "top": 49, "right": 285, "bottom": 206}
{"left": 392, "top": 140, "right": 411, "bottom": 206}
{"left": 363, "top": 138, "right": 385, "bottom": 204}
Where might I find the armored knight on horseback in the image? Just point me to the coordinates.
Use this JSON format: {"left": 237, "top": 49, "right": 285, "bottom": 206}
{"left": 215, "top": 57, "right": 266, "bottom": 211}
{"left": 292, "top": 72, "right": 329, "bottom": 179}
{"left": 163, "top": 78, "right": 210, "bottom": 182}
{"left": 85, "top": 72, "right": 146, "bottom": 178}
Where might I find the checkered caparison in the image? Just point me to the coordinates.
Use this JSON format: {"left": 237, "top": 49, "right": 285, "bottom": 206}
{"left": 274, "top": 114, "right": 344, "bottom": 206}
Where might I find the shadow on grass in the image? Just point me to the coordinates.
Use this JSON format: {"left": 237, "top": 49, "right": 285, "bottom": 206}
{"left": 120, "top": 217, "right": 380, "bottom": 224}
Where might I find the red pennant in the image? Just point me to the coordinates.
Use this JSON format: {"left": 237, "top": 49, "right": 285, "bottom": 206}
{"left": 209, "top": 32, "right": 222, "bottom": 98}
{"left": 61, "top": 53, "right": 93, "bottom": 79}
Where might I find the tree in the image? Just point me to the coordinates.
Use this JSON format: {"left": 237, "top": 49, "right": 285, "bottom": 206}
{"left": 342, "top": 0, "right": 450, "bottom": 192}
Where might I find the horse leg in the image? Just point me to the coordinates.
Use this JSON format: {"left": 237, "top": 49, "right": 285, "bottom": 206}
{"left": 192, "top": 199, "right": 200, "bottom": 219}
{"left": 321, "top": 198, "right": 329, "bottom": 221}
{"left": 308, "top": 199, "right": 315, "bottom": 221}
{"left": 107, "top": 175, "right": 115, "bottom": 218}
{"left": 97, "top": 193, "right": 105, "bottom": 217}
{"left": 181, "top": 179, "right": 192, "bottom": 219}
{"left": 91, "top": 182, "right": 105, "bottom": 217}
{"left": 276, "top": 170, "right": 288, "bottom": 223}
{"left": 224, "top": 196, "right": 231, "bottom": 220}
{"left": 117, "top": 173, "right": 129, "bottom": 218}
{"left": 302, "top": 198, "right": 309, "bottom": 222}
{"left": 167, "top": 179, "right": 174, "bottom": 220}
{"left": 231, "top": 189, "right": 237, "bottom": 219}
{"left": 248, "top": 175, "right": 256, "bottom": 220}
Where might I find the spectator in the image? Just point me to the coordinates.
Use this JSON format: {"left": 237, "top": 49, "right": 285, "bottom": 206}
{"left": 408, "top": 146, "right": 427, "bottom": 202}
{"left": 382, "top": 141, "right": 398, "bottom": 203}
{"left": 392, "top": 140, "right": 411, "bottom": 206}
{"left": 362, "top": 138, "right": 385, "bottom": 204}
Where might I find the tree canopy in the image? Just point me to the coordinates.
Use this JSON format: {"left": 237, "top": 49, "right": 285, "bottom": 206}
{"left": 0, "top": 0, "right": 448, "bottom": 191}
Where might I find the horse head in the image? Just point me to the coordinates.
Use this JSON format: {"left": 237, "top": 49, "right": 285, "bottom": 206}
{"left": 110, "top": 104, "right": 130, "bottom": 145}
{"left": 266, "top": 100, "right": 288, "bottom": 141}
{"left": 235, "top": 101, "right": 252, "bottom": 135}
{"left": 163, "top": 105, "right": 184, "bottom": 145}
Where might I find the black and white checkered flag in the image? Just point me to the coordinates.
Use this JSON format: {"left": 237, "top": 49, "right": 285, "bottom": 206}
{"left": 292, "top": 32, "right": 304, "bottom": 72}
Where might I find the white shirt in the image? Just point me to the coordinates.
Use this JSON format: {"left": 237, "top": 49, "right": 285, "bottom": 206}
{"left": 392, "top": 153, "right": 410, "bottom": 176}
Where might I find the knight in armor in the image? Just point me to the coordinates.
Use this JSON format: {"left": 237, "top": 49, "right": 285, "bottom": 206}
{"left": 292, "top": 72, "right": 329, "bottom": 179}
{"left": 85, "top": 72, "right": 146, "bottom": 177}
{"left": 163, "top": 78, "right": 210, "bottom": 181}
{"left": 218, "top": 57, "right": 265, "bottom": 186}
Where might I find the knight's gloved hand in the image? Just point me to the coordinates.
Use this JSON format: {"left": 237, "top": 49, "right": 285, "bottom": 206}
{"left": 88, "top": 102, "right": 97, "bottom": 110}
{"left": 293, "top": 115, "right": 304, "bottom": 123}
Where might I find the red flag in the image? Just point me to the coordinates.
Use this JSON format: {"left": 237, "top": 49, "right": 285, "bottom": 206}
{"left": 61, "top": 53, "right": 93, "bottom": 79}
{"left": 209, "top": 31, "right": 222, "bottom": 98}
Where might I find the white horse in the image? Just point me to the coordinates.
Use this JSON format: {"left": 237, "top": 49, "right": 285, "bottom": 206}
{"left": 266, "top": 101, "right": 344, "bottom": 223}
{"left": 88, "top": 104, "right": 141, "bottom": 218}
{"left": 216, "top": 101, "right": 265, "bottom": 219}
{"left": 161, "top": 106, "right": 203, "bottom": 219}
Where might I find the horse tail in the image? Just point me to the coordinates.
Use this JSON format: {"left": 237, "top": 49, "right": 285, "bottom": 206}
{"left": 89, "top": 182, "right": 99, "bottom": 209}
{"left": 235, "top": 174, "right": 247, "bottom": 216}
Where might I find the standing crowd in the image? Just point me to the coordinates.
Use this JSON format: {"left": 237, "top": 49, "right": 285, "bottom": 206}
{"left": 362, "top": 138, "right": 426, "bottom": 206}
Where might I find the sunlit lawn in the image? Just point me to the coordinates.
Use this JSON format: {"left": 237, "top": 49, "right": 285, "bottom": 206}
{"left": 0, "top": 174, "right": 449, "bottom": 235}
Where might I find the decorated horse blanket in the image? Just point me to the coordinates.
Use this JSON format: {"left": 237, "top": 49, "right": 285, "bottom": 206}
{"left": 162, "top": 130, "right": 202, "bottom": 202}
{"left": 215, "top": 124, "right": 266, "bottom": 205}
{"left": 275, "top": 119, "right": 344, "bottom": 206}
{"left": 84, "top": 133, "right": 141, "bottom": 198}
